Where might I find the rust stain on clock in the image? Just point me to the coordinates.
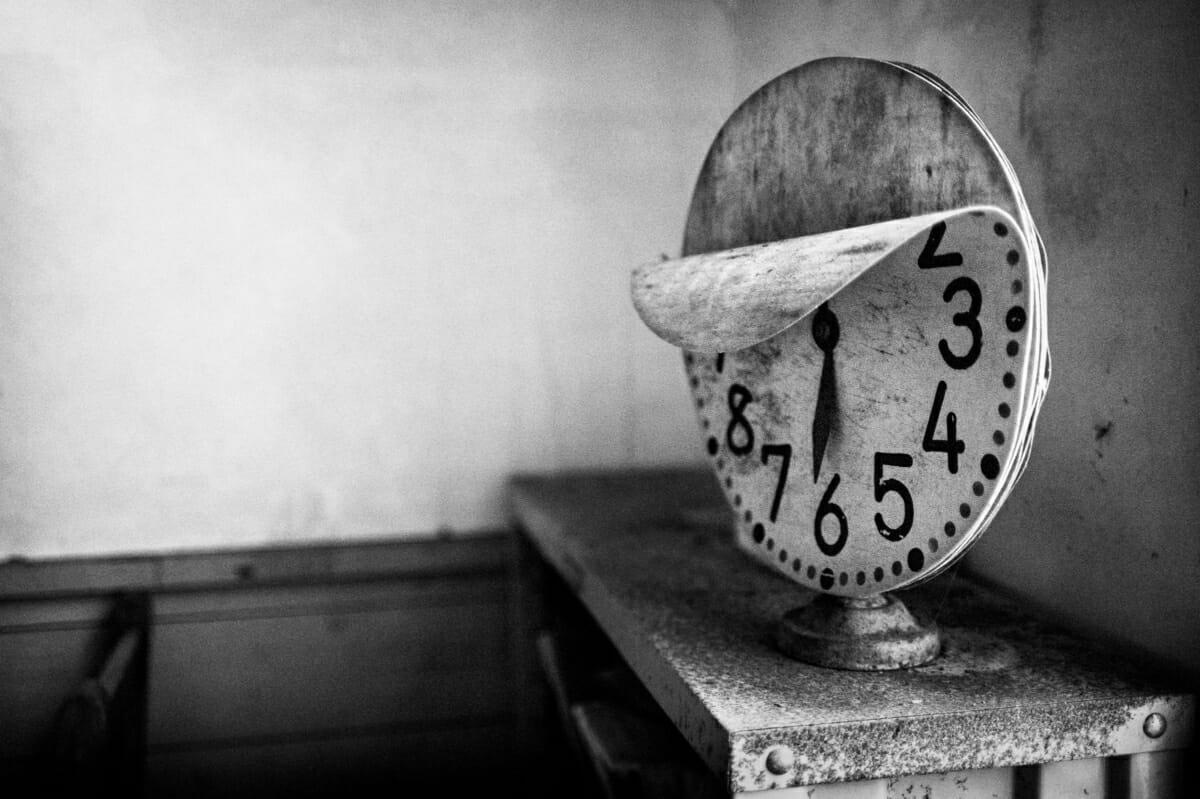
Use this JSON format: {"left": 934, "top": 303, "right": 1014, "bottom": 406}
{"left": 682, "top": 60, "right": 1019, "bottom": 256}
{"left": 839, "top": 241, "right": 890, "bottom": 256}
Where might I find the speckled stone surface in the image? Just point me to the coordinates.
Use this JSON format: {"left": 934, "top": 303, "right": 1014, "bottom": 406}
{"left": 509, "top": 469, "right": 1195, "bottom": 793}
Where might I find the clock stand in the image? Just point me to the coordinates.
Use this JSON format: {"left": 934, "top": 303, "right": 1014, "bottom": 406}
{"left": 775, "top": 591, "right": 940, "bottom": 670}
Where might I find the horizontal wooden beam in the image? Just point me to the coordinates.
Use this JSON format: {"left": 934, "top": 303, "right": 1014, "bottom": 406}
{"left": 0, "top": 532, "right": 509, "bottom": 599}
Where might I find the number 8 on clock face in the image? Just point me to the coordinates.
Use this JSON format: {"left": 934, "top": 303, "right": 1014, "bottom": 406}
{"left": 687, "top": 209, "right": 1036, "bottom": 596}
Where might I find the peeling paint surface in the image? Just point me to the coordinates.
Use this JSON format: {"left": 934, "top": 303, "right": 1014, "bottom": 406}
{"left": 511, "top": 469, "right": 1195, "bottom": 793}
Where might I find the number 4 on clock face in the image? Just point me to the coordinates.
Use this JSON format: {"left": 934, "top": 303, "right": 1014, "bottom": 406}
{"left": 686, "top": 207, "right": 1035, "bottom": 595}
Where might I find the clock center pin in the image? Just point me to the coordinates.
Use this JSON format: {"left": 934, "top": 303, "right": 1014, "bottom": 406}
{"left": 811, "top": 302, "right": 839, "bottom": 351}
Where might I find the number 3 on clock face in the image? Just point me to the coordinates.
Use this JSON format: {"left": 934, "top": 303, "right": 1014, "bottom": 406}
{"left": 686, "top": 209, "right": 1035, "bottom": 596}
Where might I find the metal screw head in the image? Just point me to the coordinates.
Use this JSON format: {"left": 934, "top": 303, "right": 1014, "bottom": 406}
{"left": 765, "top": 746, "right": 795, "bottom": 775}
{"left": 1143, "top": 712, "right": 1167, "bottom": 739}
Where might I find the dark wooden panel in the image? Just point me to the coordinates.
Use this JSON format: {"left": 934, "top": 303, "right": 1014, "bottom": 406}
{"left": 0, "top": 532, "right": 511, "bottom": 782}
{"left": 0, "top": 598, "right": 112, "bottom": 758}
{"left": 0, "top": 533, "right": 517, "bottom": 794}
{"left": 0, "top": 627, "right": 98, "bottom": 759}
{"left": 145, "top": 719, "right": 519, "bottom": 798}
{"left": 147, "top": 585, "right": 511, "bottom": 744}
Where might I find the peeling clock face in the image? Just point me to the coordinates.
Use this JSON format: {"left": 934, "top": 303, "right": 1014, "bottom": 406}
{"left": 686, "top": 209, "right": 1038, "bottom": 595}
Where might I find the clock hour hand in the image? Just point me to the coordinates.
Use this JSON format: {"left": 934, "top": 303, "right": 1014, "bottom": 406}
{"left": 811, "top": 302, "right": 839, "bottom": 482}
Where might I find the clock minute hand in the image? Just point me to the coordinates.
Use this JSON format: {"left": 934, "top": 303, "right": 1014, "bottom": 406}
{"left": 811, "top": 303, "right": 839, "bottom": 483}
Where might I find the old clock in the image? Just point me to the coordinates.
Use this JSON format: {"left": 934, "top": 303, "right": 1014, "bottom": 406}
{"left": 632, "top": 58, "right": 1049, "bottom": 669}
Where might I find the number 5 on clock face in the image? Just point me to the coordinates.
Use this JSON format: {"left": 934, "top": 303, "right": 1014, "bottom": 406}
{"left": 687, "top": 208, "right": 1036, "bottom": 596}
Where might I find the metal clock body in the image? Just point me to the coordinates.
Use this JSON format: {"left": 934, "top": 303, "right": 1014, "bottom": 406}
{"left": 633, "top": 57, "right": 1048, "bottom": 615}
{"left": 686, "top": 207, "right": 1037, "bottom": 596}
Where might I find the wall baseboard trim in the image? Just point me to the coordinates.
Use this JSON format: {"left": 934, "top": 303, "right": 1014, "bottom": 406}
{"left": 0, "top": 531, "right": 509, "bottom": 599}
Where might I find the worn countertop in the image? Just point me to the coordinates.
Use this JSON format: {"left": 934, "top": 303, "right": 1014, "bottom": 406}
{"left": 509, "top": 468, "right": 1194, "bottom": 793}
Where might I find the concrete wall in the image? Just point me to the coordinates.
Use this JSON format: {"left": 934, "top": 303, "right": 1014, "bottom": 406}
{"left": 723, "top": 0, "right": 1200, "bottom": 679}
{"left": 2, "top": 1, "right": 1197, "bottom": 679}
{"left": 0, "top": 1, "right": 734, "bottom": 556}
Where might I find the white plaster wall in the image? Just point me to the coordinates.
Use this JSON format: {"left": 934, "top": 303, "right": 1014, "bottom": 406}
{"left": 724, "top": 0, "right": 1200, "bottom": 679}
{"left": 0, "top": 1, "right": 733, "bottom": 556}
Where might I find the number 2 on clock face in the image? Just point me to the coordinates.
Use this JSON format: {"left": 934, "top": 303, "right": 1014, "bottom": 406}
{"left": 688, "top": 210, "right": 1032, "bottom": 594}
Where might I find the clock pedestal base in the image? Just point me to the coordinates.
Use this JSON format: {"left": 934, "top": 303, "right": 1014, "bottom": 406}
{"left": 775, "top": 593, "right": 939, "bottom": 670}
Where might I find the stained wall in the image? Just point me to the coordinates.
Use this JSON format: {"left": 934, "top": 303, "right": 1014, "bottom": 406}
{"left": 724, "top": 0, "right": 1200, "bottom": 679}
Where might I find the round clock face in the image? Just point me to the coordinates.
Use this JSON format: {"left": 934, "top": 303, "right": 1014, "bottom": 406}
{"left": 675, "top": 58, "right": 1048, "bottom": 596}
{"left": 686, "top": 208, "right": 1036, "bottom": 595}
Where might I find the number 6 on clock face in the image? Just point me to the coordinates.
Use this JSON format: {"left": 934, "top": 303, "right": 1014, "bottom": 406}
{"left": 687, "top": 208, "right": 1037, "bottom": 596}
